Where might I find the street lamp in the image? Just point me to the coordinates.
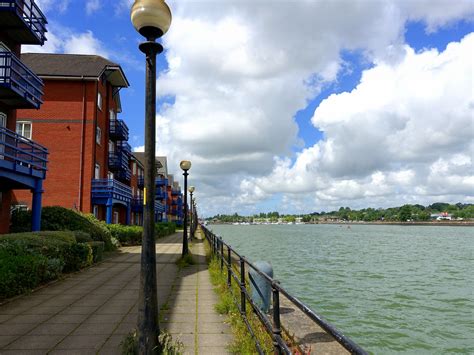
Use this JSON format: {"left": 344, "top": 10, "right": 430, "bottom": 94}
{"left": 188, "top": 186, "right": 195, "bottom": 238}
{"left": 130, "top": 0, "right": 171, "bottom": 352}
{"left": 180, "top": 160, "right": 191, "bottom": 256}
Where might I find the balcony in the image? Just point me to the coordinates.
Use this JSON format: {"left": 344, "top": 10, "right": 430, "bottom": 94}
{"left": 91, "top": 179, "right": 132, "bottom": 206}
{"left": 0, "top": 51, "right": 44, "bottom": 109}
{"left": 156, "top": 177, "right": 168, "bottom": 186}
{"left": 0, "top": 126, "right": 48, "bottom": 189}
{"left": 131, "top": 198, "right": 165, "bottom": 214}
{"left": 109, "top": 119, "right": 129, "bottom": 141}
{"left": 0, "top": 0, "right": 47, "bottom": 45}
{"left": 115, "top": 168, "right": 131, "bottom": 182}
{"left": 156, "top": 189, "right": 166, "bottom": 200}
{"left": 137, "top": 176, "right": 144, "bottom": 189}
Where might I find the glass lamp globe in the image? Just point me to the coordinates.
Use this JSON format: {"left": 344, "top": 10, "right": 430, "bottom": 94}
{"left": 180, "top": 160, "right": 192, "bottom": 171}
{"left": 188, "top": 186, "right": 195, "bottom": 193}
{"left": 131, "top": 0, "right": 172, "bottom": 38}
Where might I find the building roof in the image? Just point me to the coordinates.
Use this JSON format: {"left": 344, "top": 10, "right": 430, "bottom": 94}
{"left": 132, "top": 153, "right": 166, "bottom": 175}
{"left": 21, "top": 53, "right": 129, "bottom": 87}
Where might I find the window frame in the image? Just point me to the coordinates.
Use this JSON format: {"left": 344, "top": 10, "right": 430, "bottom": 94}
{"left": 96, "top": 126, "right": 102, "bottom": 145}
{"left": 97, "top": 91, "right": 103, "bottom": 111}
{"left": 16, "top": 121, "right": 32, "bottom": 140}
{"left": 95, "top": 163, "right": 100, "bottom": 179}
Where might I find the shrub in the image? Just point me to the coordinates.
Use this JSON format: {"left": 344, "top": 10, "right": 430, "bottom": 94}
{"left": 106, "top": 224, "right": 142, "bottom": 246}
{"left": 73, "top": 231, "right": 92, "bottom": 243}
{"left": 63, "top": 243, "right": 93, "bottom": 272}
{"left": 11, "top": 207, "right": 115, "bottom": 251}
{"left": 88, "top": 241, "right": 105, "bottom": 263}
{"left": 155, "top": 222, "right": 176, "bottom": 238}
{"left": 0, "top": 231, "right": 91, "bottom": 273}
{"left": 0, "top": 248, "right": 47, "bottom": 299}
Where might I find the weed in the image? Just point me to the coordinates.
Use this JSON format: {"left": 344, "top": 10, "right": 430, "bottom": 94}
{"left": 175, "top": 253, "right": 195, "bottom": 270}
{"left": 121, "top": 329, "right": 184, "bottom": 355}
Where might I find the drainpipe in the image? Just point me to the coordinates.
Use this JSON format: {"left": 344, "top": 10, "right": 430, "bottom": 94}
{"left": 78, "top": 76, "right": 86, "bottom": 211}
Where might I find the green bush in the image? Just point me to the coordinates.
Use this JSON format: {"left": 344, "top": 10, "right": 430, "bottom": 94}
{"left": 0, "top": 248, "right": 47, "bottom": 299}
{"left": 63, "top": 243, "right": 93, "bottom": 272}
{"left": 88, "top": 241, "right": 105, "bottom": 263}
{"left": 73, "top": 231, "right": 92, "bottom": 243}
{"left": 155, "top": 222, "right": 176, "bottom": 238}
{"left": 106, "top": 224, "right": 142, "bottom": 246}
{"left": 11, "top": 207, "right": 115, "bottom": 251}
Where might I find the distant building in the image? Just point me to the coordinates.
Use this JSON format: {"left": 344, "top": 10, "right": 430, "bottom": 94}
{"left": 430, "top": 212, "right": 452, "bottom": 221}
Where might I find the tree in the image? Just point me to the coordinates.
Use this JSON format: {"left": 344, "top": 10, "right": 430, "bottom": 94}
{"left": 399, "top": 205, "right": 412, "bottom": 221}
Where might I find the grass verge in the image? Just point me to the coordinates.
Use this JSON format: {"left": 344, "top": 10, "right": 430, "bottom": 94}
{"left": 207, "top": 253, "right": 274, "bottom": 354}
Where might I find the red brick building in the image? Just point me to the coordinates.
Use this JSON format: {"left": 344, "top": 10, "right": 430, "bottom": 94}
{"left": 14, "top": 53, "right": 135, "bottom": 224}
{"left": 0, "top": 0, "right": 48, "bottom": 233}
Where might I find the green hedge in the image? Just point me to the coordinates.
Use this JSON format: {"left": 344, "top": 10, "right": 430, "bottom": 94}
{"left": 155, "top": 222, "right": 176, "bottom": 238}
{"left": 106, "top": 224, "right": 142, "bottom": 246}
{"left": 88, "top": 241, "right": 105, "bottom": 263}
{"left": 11, "top": 206, "right": 115, "bottom": 251}
{"left": 0, "top": 231, "right": 95, "bottom": 300}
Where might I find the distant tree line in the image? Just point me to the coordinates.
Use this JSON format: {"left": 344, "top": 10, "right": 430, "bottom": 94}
{"left": 207, "top": 203, "right": 474, "bottom": 223}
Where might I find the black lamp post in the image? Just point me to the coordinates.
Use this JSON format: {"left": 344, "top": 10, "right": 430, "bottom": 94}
{"left": 130, "top": 0, "right": 171, "bottom": 352}
{"left": 180, "top": 160, "right": 191, "bottom": 256}
{"left": 188, "top": 186, "right": 194, "bottom": 238}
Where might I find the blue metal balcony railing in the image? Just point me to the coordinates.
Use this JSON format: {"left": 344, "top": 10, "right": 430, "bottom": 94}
{"left": 156, "top": 189, "right": 166, "bottom": 200}
{"left": 0, "top": 51, "right": 44, "bottom": 109}
{"left": 109, "top": 119, "right": 129, "bottom": 141}
{"left": 156, "top": 178, "right": 168, "bottom": 186}
{"left": 131, "top": 198, "right": 165, "bottom": 213}
{"left": 137, "top": 176, "right": 144, "bottom": 188}
{"left": 115, "top": 168, "right": 132, "bottom": 182}
{"left": 109, "top": 150, "right": 128, "bottom": 170}
{"left": 0, "top": 126, "right": 48, "bottom": 179}
{"left": 91, "top": 179, "right": 132, "bottom": 203}
{"left": 117, "top": 141, "right": 131, "bottom": 155}
{"left": 0, "top": 0, "right": 47, "bottom": 45}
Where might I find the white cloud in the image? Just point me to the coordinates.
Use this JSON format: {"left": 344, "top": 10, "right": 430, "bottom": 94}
{"left": 241, "top": 33, "right": 474, "bottom": 211}
{"left": 86, "top": 0, "right": 101, "bottom": 15}
{"left": 36, "top": 0, "right": 70, "bottom": 13}
{"left": 22, "top": 26, "right": 110, "bottom": 59}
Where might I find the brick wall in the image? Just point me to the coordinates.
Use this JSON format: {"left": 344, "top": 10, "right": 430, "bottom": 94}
{"left": 14, "top": 78, "right": 117, "bottom": 215}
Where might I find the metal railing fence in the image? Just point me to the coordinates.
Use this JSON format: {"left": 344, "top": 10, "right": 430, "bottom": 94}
{"left": 201, "top": 224, "right": 368, "bottom": 355}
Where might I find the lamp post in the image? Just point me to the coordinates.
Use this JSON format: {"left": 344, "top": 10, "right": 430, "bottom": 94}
{"left": 192, "top": 198, "right": 197, "bottom": 235}
{"left": 130, "top": 0, "right": 171, "bottom": 352}
{"left": 188, "top": 186, "right": 195, "bottom": 238}
{"left": 180, "top": 160, "right": 191, "bottom": 256}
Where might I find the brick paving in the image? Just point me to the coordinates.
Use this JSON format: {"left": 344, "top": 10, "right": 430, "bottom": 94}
{"left": 0, "top": 231, "right": 233, "bottom": 354}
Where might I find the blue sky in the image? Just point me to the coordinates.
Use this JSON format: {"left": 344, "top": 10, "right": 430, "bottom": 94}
{"left": 29, "top": 0, "right": 474, "bottom": 215}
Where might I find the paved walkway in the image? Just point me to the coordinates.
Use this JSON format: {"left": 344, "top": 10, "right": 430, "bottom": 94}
{"left": 0, "top": 230, "right": 232, "bottom": 354}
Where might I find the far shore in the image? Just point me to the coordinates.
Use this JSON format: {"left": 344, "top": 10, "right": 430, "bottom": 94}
{"left": 208, "top": 221, "right": 474, "bottom": 227}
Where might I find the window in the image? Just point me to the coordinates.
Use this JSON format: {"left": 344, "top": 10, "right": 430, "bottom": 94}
{"left": 108, "top": 140, "right": 114, "bottom": 153}
{"left": 97, "top": 92, "right": 103, "bottom": 111}
{"left": 109, "top": 109, "right": 115, "bottom": 121}
{"left": 113, "top": 211, "right": 119, "bottom": 224}
{"left": 93, "top": 205, "right": 99, "bottom": 218}
{"left": 108, "top": 171, "right": 114, "bottom": 180}
{"left": 95, "top": 164, "right": 100, "bottom": 179}
{"left": 16, "top": 121, "right": 32, "bottom": 139}
{"left": 96, "top": 126, "right": 102, "bottom": 145}
{"left": 133, "top": 162, "right": 137, "bottom": 175}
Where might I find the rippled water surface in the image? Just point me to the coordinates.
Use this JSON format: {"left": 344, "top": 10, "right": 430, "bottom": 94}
{"left": 210, "top": 224, "right": 473, "bottom": 354}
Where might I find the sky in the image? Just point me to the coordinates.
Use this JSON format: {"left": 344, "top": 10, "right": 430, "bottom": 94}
{"left": 25, "top": 0, "right": 474, "bottom": 216}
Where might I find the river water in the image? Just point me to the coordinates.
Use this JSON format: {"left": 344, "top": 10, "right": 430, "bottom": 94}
{"left": 209, "top": 224, "right": 473, "bottom": 354}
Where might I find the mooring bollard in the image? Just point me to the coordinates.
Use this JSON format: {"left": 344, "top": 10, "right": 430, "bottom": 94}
{"left": 249, "top": 261, "right": 273, "bottom": 313}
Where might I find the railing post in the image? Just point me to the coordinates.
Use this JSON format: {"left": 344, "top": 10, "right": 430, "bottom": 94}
{"left": 240, "top": 256, "right": 246, "bottom": 315}
{"left": 227, "top": 246, "right": 232, "bottom": 287}
{"left": 220, "top": 238, "right": 224, "bottom": 271}
{"left": 272, "top": 284, "right": 283, "bottom": 354}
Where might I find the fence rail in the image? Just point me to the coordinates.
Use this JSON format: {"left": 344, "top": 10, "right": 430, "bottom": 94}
{"left": 201, "top": 224, "right": 368, "bottom": 355}
{"left": 0, "top": 126, "right": 48, "bottom": 175}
